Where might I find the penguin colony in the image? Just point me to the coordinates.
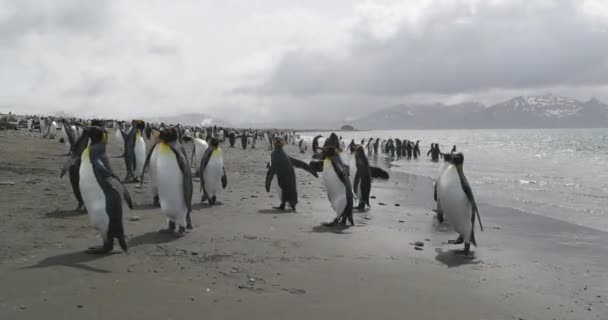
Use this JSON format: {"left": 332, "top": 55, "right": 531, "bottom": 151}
{"left": 22, "top": 116, "right": 482, "bottom": 255}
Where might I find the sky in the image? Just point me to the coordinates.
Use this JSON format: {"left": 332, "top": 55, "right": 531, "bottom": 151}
{"left": 1, "top": 0, "right": 608, "bottom": 126}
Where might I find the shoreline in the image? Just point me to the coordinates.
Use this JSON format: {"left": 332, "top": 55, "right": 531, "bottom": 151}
{"left": 0, "top": 129, "right": 606, "bottom": 319}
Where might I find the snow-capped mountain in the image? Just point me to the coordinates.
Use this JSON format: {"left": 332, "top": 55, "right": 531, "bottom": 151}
{"left": 351, "top": 95, "right": 608, "bottom": 129}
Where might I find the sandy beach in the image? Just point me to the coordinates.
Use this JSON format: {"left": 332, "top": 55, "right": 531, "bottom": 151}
{"left": 0, "top": 129, "right": 606, "bottom": 320}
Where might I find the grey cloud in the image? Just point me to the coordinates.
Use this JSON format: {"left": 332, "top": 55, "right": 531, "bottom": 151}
{"left": 261, "top": 1, "right": 608, "bottom": 97}
{"left": 0, "top": 0, "right": 111, "bottom": 40}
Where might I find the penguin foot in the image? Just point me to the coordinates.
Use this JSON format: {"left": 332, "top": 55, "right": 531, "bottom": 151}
{"left": 201, "top": 194, "right": 208, "bottom": 203}
{"left": 448, "top": 236, "right": 464, "bottom": 245}
{"left": 175, "top": 227, "right": 187, "bottom": 237}
{"left": 272, "top": 205, "right": 286, "bottom": 211}
{"left": 159, "top": 221, "right": 176, "bottom": 234}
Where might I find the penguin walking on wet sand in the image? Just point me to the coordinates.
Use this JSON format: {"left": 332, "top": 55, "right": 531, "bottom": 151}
{"left": 350, "top": 145, "right": 390, "bottom": 212}
{"left": 436, "top": 153, "right": 483, "bottom": 253}
{"left": 266, "top": 138, "right": 318, "bottom": 212}
{"left": 79, "top": 125, "right": 132, "bottom": 254}
{"left": 200, "top": 138, "right": 227, "bottom": 205}
{"left": 309, "top": 133, "right": 354, "bottom": 227}
{"left": 148, "top": 127, "right": 193, "bottom": 235}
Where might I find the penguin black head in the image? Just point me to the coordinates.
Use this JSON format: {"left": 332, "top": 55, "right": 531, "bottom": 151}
{"left": 273, "top": 138, "right": 285, "bottom": 148}
{"left": 133, "top": 119, "right": 146, "bottom": 131}
{"left": 323, "top": 133, "right": 340, "bottom": 149}
{"left": 210, "top": 137, "right": 220, "bottom": 148}
{"left": 158, "top": 127, "right": 179, "bottom": 143}
{"left": 355, "top": 145, "right": 366, "bottom": 156}
{"left": 450, "top": 152, "right": 464, "bottom": 165}
{"left": 87, "top": 126, "right": 107, "bottom": 145}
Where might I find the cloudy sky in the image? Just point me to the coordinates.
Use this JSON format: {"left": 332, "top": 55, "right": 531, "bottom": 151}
{"left": 1, "top": 0, "right": 608, "bottom": 125}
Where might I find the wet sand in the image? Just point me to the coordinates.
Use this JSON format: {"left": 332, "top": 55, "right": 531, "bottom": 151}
{"left": 0, "top": 129, "right": 606, "bottom": 319}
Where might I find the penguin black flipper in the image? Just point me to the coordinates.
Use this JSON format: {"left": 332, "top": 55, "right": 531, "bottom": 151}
{"left": 140, "top": 143, "right": 158, "bottom": 186}
{"left": 90, "top": 150, "right": 130, "bottom": 252}
{"left": 60, "top": 129, "right": 90, "bottom": 178}
{"left": 457, "top": 166, "right": 483, "bottom": 232}
{"left": 265, "top": 165, "right": 276, "bottom": 192}
{"left": 330, "top": 155, "right": 354, "bottom": 226}
{"left": 308, "top": 160, "right": 324, "bottom": 173}
{"left": 221, "top": 167, "right": 228, "bottom": 189}
{"left": 93, "top": 157, "right": 133, "bottom": 209}
{"left": 198, "top": 147, "right": 214, "bottom": 193}
{"left": 312, "top": 135, "right": 323, "bottom": 154}
{"left": 289, "top": 157, "right": 319, "bottom": 178}
{"left": 63, "top": 123, "right": 77, "bottom": 149}
{"left": 168, "top": 142, "right": 193, "bottom": 214}
{"left": 370, "top": 166, "right": 390, "bottom": 179}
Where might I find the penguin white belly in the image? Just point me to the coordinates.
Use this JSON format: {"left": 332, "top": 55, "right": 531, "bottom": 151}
{"left": 79, "top": 150, "right": 109, "bottom": 240}
{"left": 134, "top": 136, "right": 146, "bottom": 177}
{"left": 323, "top": 159, "right": 347, "bottom": 217}
{"left": 348, "top": 156, "right": 361, "bottom": 199}
{"left": 437, "top": 166, "right": 472, "bottom": 239}
{"left": 48, "top": 122, "right": 57, "bottom": 138}
{"left": 204, "top": 153, "right": 223, "bottom": 197}
{"left": 156, "top": 144, "right": 187, "bottom": 227}
{"left": 193, "top": 139, "right": 208, "bottom": 170}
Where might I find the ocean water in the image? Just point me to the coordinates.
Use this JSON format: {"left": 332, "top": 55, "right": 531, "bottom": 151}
{"left": 301, "top": 129, "right": 608, "bottom": 232}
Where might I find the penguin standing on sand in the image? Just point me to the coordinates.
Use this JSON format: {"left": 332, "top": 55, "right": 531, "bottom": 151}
{"left": 228, "top": 130, "right": 236, "bottom": 148}
{"left": 122, "top": 120, "right": 146, "bottom": 181}
{"left": 189, "top": 137, "right": 209, "bottom": 176}
{"left": 60, "top": 127, "right": 91, "bottom": 211}
{"left": 350, "top": 145, "right": 389, "bottom": 212}
{"left": 310, "top": 133, "right": 354, "bottom": 227}
{"left": 200, "top": 138, "right": 227, "bottom": 205}
{"left": 151, "top": 127, "right": 193, "bottom": 235}
{"left": 298, "top": 139, "right": 307, "bottom": 154}
{"left": 48, "top": 120, "right": 57, "bottom": 139}
{"left": 265, "top": 138, "right": 318, "bottom": 212}
{"left": 79, "top": 125, "right": 132, "bottom": 254}
{"left": 436, "top": 153, "right": 483, "bottom": 253}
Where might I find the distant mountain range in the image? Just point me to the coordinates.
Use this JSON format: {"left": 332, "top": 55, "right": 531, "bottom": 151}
{"left": 144, "top": 113, "right": 232, "bottom": 127}
{"left": 349, "top": 95, "right": 608, "bottom": 129}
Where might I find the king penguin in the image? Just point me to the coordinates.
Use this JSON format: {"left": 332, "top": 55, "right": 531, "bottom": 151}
{"left": 200, "top": 138, "right": 227, "bottom": 205}
{"left": 153, "top": 127, "right": 193, "bottom": 235}
{"left": 60, "top": 125, "right": 91, "bottom": 211}
{"left": 433, "top": 153, "right": 453, "bottom": 223}
{"left": 349, "top": 145, "right": 389, "bottom": 212}
{"left": 190, "top": 137, "right": 209, "bottom": 177}
{"left": 79, "top": 125, "right": 132, "bottom": 254}
{"left": 298, "top": 138, "right": 307, "bottom": 154}
{"left": 436, "top": 153, "right": 483, "bottom": 253}
{"left": 310, "top": 133, "right": 354, "bottom": 227}
{"left": 48, "top": 120, "right": 57, "bottom": 139}
{"left": 265, "top": 138, "right": 318, "bottom": 212}
{"left": 122, "top": 120, "right": 146, "bottom": 181}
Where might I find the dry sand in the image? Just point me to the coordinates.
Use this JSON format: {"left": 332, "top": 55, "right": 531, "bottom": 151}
{"left": 0, "top": 129, "right": 606, "bottom": 320}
